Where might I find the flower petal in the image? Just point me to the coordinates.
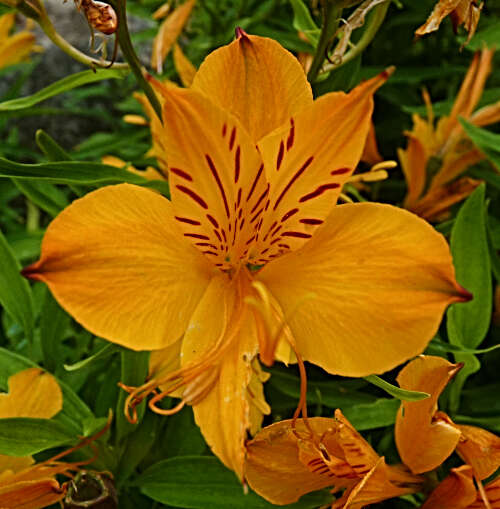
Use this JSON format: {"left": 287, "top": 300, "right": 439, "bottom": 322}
{"left": 23, "top": 184, "right": 214, "bottom": 351}
{"left": 398, "top": 131, "right": 428, "bottom": 210}
{"left": 181, "top": 272, "right": 260, "bottom": 479}
{"left": 0, "top": 479, "right": 65, "bottom": 509}
{"left": 257, "top": 203, "right": 470, "bottom": 376}
{"left": 0, "top": 368, "right": 62, "bottom": 419}
{"left": 253, "top": 70, "right": 391, "bottom": 260}
{"left": 173, "top": 43, "right": 197, "bottom": 87}
{"left": 415, "top": 0, "right": 462, "bottom": 36}
{"left": 395, "top": 356, "right": 462, "bottom": 474}
{"left": 245, "top": 418, "right": 338, "bottom": 504}
{"left": 192, "top": 31, "right": 313, "bottom": 142}
{"left": 158, "top": 87, "right": 268, "bottom": 269}
{"left": 151, "top": 0, "right": 196, "bottom": 73}
{"left": 421, "top": 465, "right": 477, "bottom": 509}
{"left": 456, "top": 424, "right": 500, "bottom": 480}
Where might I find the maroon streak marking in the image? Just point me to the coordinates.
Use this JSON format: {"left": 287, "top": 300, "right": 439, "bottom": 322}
{"left": 195, "top": 242, "right": 218, "bottom": 249}
{"left": 221, "top": 229, "right": 227, "bottom": 243}
{"left": 237, "top": 188, "right": 242, "bottom": 207}
{"left": 184, "top": 233, "right": 210, "bottom": 240}
{"left": 273, "top": 156, "right": 314, "bottom": 211}
{"left": 330, "top": 167, "right": 351, "bottom": 176}
{"left": 300, "top": 218, "right": 324, "bottom": 225}
{"left": 222, "top": 123, "right": 227, "bottom": 137}
{"left": 205, "top": 154, "right": 230, "bottom": 218}
{"left": 250, "top": 207, "right": 264, "bottom": 224}
{"left": 246, "top": 164, "right": 264, "bottom": 202}
{"left": 206, "top": 214, "right": 219, "bottom": 228}
{"left": 175, "top": 216, "right": 201, "bottom": 225}
{"left": 234, "top": 145, "right": 241, "bottom": 183}
{"left": 202, "top": 250, "right": 218, "bottom": 256}
{"left": 250, "top": 184, "right": 270, "bottom": 214}
{"left": 276, "top": 140, "right": 284, "bottom": 170}
{"left": 278, "top": 243, "right": 290, "bottom": 249}
{"left": 281, "top": 207, "right": 299, "bottom": 223}
{"left": 282, "top": 231, "right": 312, "bottom": 238}
{"left": 239, "top": 218, "right": 245, "bottom": 231}
{"left": 286, "top": 118, "right": 295, "bottom": 151}
{"left": 214, "top": 229, "right": 222, "bottom": 242}
{"left": 176, "top": 185, "right": 208, "bottom": 209}
{"left": 270, "top": 225, "right": 282, "bottom": 237}
{"left": 229, "top": 126, "right": 236, "bottom": 150}
{"left": 270, "top": 237, "right": 281, "bottom": 246}
{"left": 170, "top": 167, "right": 192, "bottom": 181}
{"left": 299, "top": 182, "right": 340, "bottom": 202}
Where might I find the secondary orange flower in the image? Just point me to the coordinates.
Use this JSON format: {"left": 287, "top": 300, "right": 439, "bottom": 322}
{"left": 0, "top": 13, "right": 40, "bottom": 69}
{"left": 398, "top": 49, "right": 499, "bottom": 221}
{"left": 23, "top": 31, "right": 470, "bottom": 479}
{"left": 0, "top": 368, "right": 67, "bottom": 508}
{"left": 395, "top": 355, "right": 500, "bottom": 477}
{"left": 415, "top": 0, "right": 483, "bottom": 44}
{"left": 246, "top": 410, "right": 423, "bottom": 507}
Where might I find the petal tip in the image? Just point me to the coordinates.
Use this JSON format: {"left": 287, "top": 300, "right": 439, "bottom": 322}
{"left": 235, "top": 26, "right": 250, "bottom": 41}
{"left": 21, "top": 262, "right": 43, "bottom": 282}
{"left": 456, "top": 285, "right": 473, "bottom": 303}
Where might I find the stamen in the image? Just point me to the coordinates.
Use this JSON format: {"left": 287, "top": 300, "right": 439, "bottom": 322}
{"left": 476, "top": 475, "right": 493, "bottom": 509}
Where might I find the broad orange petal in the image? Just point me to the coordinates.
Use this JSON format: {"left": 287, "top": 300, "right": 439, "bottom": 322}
{"left": 191, "top": 31, "right": 313, "bottom": 142}
{"left": 421, "top": 465, "right": 477, "bottom": 509}
{"left": 456, "top": 425, "right": 500, "bottom": 480}
{"left": 151, "top": 0, "right": 196, "bottom": 73}
{"left": 253, "top": 70, "right": 391, "bottom": 259}
{"left": 245, "top": 418, "right": 340, "bottom": 504}
{"left": 395, "top": 355, "right": 462, "bottom": 473}
{"left": 24, "top": 184, "right": 214, "bottom": 351}
{"left": 158, "top": 87, "right": 268, "bottom": 269}
{"left": 430, "top": 148, "right": 482, "bottom": 190}
{"left": 0, "top": 13, "right": 14, "bottom": 41}
{"left": 257, "top": 203, "right": 469, "bottom": 377}
{"left": 0, "top": 368, "right": 62, "bottom": 419}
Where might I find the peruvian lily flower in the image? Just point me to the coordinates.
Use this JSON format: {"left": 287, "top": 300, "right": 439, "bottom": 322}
{"left": 23, "top": 31, "right": 470, "bottom": 478}
{"left": 398, "top": 48, "right": 499, "bottom": 222}
{"left": 395, "top": 355, "right": 500, "bottom": 479}
{"left": 245, "top": 409, "right": 423, "bottom": 507}
{"left": 0, "top": 13, "right": 40, "bottom": 70}
{"left": 415, "top": 0, "right": 483, "bottom": 44}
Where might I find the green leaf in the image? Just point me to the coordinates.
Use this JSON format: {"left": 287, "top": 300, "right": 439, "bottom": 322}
{"left": 290, "top": 0, "right": 320, "bottom": 46}
{"left": 13, "top": 179, "right": 68, "bottom": 217}
{"left": 40, "top": 289, "right": 70, "bottom": 373}
{"left": 0, "top": 229, "right": 34, "bottom": 341}
{"left": 116, "top": 350, "right": 150, "bottom": 443}
{"left": 364, "top": 375, "right": 429, "bottom": 401}
{"left": 36, "top": 129, "right": 72, "bottom": 161}
{"left": 0, "top": 68, "right": 128, "bottom": 112}
{"left": 64, "top": 343, "right": 119, "bottom": 372}
{"left": 426, "top": 337, "right": 500, "bottom": 356}
{"left": 342, "top": 398, "right": 400, "bottom": 430}
{"left": 447, "top": 184, "right": 492, "bottom": 348}
{"left": 135, "top": 456, "right": 332, "bottom": 508}
{"left": 0, "top": 418, "right": 75, "bottom": 455}
{"left": 460, "top": 118, "right": 500, "bottom": 171}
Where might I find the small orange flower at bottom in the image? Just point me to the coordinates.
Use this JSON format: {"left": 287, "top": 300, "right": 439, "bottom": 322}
{"left": 245, "top": 409, "right": 423, "bottom": 507}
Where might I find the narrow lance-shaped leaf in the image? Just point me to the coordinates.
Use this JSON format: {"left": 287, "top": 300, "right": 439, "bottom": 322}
{"left": 0, "top": 68, "right": 128, "bottom": 111}
{"left": 0, "top": 228, "right": 34, "bottom": 341}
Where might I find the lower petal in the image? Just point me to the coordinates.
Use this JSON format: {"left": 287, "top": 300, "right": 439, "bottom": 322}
{"left": 257, "top": 202, "right": 470, "bottom": 377}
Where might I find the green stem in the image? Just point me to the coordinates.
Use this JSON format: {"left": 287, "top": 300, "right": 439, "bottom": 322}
{"left": 112, "top": 0, "right": 163, "bottom": 122}
{"left": 321, "top": 0, "right": 390, "bottom": 73}
{"left": 307, "top": 3, "right": 341, "bottom": 83}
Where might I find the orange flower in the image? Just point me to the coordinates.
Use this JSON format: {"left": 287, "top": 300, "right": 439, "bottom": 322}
{"left": 415, "top": 0, "right": 483, "bottom": 44}
{"left": 0, "top": 13, "right": 41, "bottom": 70}
{"left": 245, "top": 410, "right": 423, "bottom": 507}
{"left": 398, "top": 49, "right": 498, "bottom": 221}
{"left": 24, "top": 32, "right": 470, "bottom": 478}
{"left": 395, "top": 355, "right": 500, "bottom": 478}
